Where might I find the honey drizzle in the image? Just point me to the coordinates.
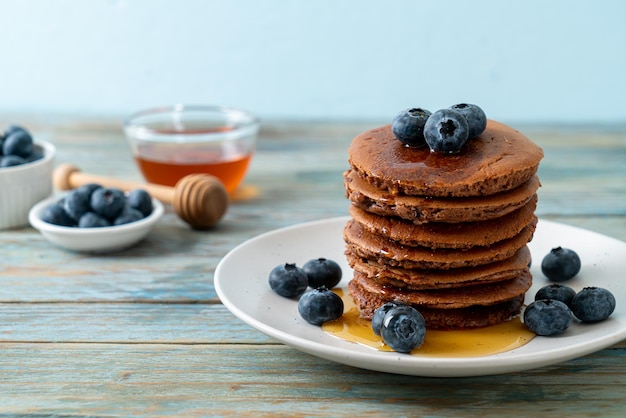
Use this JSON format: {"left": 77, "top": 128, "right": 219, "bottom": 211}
{"left": 322, "top": 289, "right": 535, "bottom": 357}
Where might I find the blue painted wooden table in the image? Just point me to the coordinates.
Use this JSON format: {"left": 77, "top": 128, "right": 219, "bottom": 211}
{"left": 0, "top": 117, "right": 625, "bottom": 416}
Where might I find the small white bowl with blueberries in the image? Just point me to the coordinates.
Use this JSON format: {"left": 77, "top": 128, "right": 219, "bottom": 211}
{"left": 0, "top": 124, "right": 56, "bottom": 230}
{"left": 29, "top": 183, "right": 164, "bottom": 253}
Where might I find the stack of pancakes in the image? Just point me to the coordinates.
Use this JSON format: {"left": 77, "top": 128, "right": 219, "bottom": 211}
{"left": 344, "top": 120, "right": 544, "bottom": 330}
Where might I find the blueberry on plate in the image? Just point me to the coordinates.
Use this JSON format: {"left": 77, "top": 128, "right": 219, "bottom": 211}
{"left": 78, "top": 212, "right": 112, "bottom": 228}
{"left": 534, "top": 284, "right": 577, "bottom": 307}
{"left": 423, "top": 108, "right": 470, "bottom": 153}
{"left": 523, "top": 299, "right": 572, "bottom": 336}
{"left": 114, "top": 207, "right": 145, "bottom": 226}
{"left": 297, "top": 287, "right": 344, "bottom": 326}
{"left": 268, "top": 263, "right": 308, "bottom": 299}
{"left": 541, "top": 246, "right": 581, "bottom": 282}
{"left": 391, "top": 108, "right": 432, "bottom": 147}
{"left": 449, "top": 103, "right": 487, "bottom": 138}
{"left": 91, "top": 187, "right": 126, "bottom": 220}
{"left": 380, "top": 304, "right": 426, "bottom": 353}
{"left": 371, "top": 301, "right": 400, "bottom": 336}
{"left": 302, "top": 257, "right": 342, "bottom": 289}
{"left": 128, "top": 189, "right": 153, "bottom": 217}
{"left": 41, "top": 204, "right": 76, "bottom": 227}
{"left": 570, "top": 287, "right": 616, "bottom": 323}
{"left": 2, "top": 129, "right": 33, "bottom": 158}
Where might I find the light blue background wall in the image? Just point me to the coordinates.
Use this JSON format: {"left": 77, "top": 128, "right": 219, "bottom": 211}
{"left": 0, "top": 0, "right": 624, "bottom": 124}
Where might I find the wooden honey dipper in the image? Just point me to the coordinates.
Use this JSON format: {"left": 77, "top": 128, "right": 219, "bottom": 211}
{"left": 53, "top": 163, "right": 229, "bottom": 229}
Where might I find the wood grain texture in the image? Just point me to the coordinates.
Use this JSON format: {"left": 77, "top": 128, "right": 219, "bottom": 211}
{"left": 0, "top": 303, "right": 274, "bottom": 343}
{"left": 0, "top": 116, "right": 624, "bottom": 416}
{"left": 1, "top": 343, "right": 625, "bottom": 417}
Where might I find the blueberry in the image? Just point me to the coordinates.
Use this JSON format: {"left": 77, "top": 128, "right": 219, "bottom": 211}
{"left": 78, "top": 212, "right": 112, "bottom": 228}
{"left": 535, "top": 284, "right": 577, "bottom": 307}
{"left": 2, "top": 130, "right": 33, "bottom": 158}
{"left": 523, "top": 299, "right": 572, "bottom": 336}
{"left": 268, "top": 263, "right": 308, "bottom": 299}
{"left": 423, "top": 109, "right": 470, "bottom": 153}
{"left": 0, "top": 155, "right": 27, "bottom": 167}
{"left": 302, "top": 258, "right": 342, "bottom": 289}
{"left": 380, "top": 305, "right": 426, "bottom": 353}
{"left": 24, "top": 149, "right": 44, "bottom": 163}
{"left": 371, "top": 301, "right": 400, "bottom": 336}
{"left": 449, "top": 103, "right": 487, "bottom": 138}
{"left": 127, "top": 189, "right": 153, "bottom": 217}
{"left": 391, "top": 108, "right": 432, "bottom": 147}
{"left": 80, "top": 183, "right": 104, "bottom": 197}
{"left": 113, "top": 207, "right": 145, "bottom": 225}
{"left": 541, "top": 247, "right": 581, "bottom": 282}
{"left": 4, "top": 124, "right": 28, "bottom": 137}
{"left": 570, "top": 287, "right": 616, "bottom": 323}
{"left": 63, "top": 188, "right": 94, "bottom": 222}
{"left": 40, "top": 204, "right": 76, "bottom": 227}
{"left": 298, "top": 287, "right": 344, "bottom": 326}
{"left": 90, "top": 187, "right": 125, "bottom": 220}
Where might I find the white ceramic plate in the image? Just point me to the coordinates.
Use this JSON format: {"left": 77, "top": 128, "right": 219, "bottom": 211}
{"left": 215, "top": 217, "right": 626, "bottom": 377}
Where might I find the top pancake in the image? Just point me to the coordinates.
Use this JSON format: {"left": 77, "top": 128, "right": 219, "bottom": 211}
{"left": 348, "top": 120, "right": 544, "bottom": 197}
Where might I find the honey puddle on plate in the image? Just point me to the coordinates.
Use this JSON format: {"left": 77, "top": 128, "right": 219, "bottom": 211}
{"left": 322, "top": 289, "right": 535, "bottom": 357}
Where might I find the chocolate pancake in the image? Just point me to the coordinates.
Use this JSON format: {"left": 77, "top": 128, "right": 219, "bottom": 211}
{"left": 416, "top": 297, "right": 525, "bottom": 330}
{"left": 344, "top": 169, "right": 540, "bottom": 224}
{"left": 348, "top": 120, "right": 544, "bottom": 197}
{"left": 346, "top": 246, "right": 531, "bottom": 290}
{"left": 343, "top": 218, "right": 537, "bottom": 270}
{"left": 349, "top": 195, "right": 537, "bottom": 249}
{"left": 348, "top": 273, "right": 530, "bottom": 330}
{"left": 350, "top": 270, "right": 531, "bottom": 309}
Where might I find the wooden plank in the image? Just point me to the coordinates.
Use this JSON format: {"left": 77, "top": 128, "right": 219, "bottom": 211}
{"left": 0, "top": 303, "right": 273, "bottom": 344}
{"left": 0, "top": 224, "right": 223, "bottom": 302}
{"left": 0, "top": 342, "right": 625, "bottom": 416}
{"left": 528, "top": 128, "right": 626, "bottom": 217}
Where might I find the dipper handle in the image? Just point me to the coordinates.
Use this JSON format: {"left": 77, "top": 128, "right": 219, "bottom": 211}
{"left": 53, "top": 163, "right": 229, "bottom": 229}
{"left": 54, "top": 163, "right": 175, "bottom": 203}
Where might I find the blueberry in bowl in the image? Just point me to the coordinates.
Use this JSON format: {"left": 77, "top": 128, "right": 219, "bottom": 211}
{"left": 28, "top": 186, "right": 163, "bottom": 253}
{"left": 0, "top": 124, "right": 55, "bottom": 230}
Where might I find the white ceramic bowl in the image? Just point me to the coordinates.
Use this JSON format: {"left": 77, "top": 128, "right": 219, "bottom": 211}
{"left": 0, "top": 140, "right": 55, "bottom": 230}
{"left": 29, "top": 194, "right": 164, "bottom": 253}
